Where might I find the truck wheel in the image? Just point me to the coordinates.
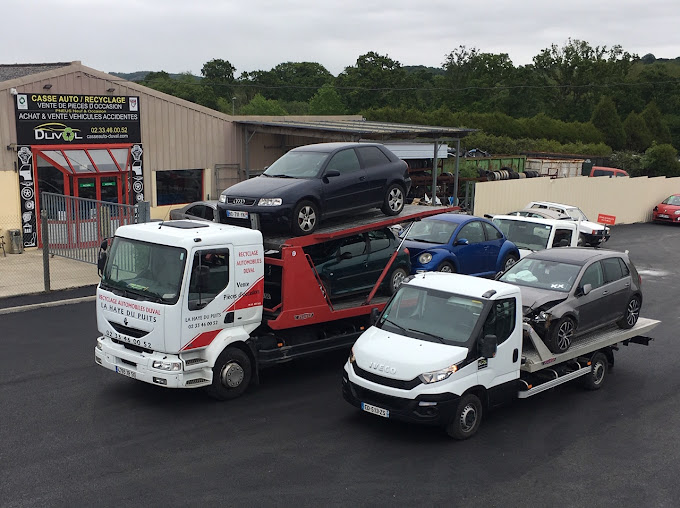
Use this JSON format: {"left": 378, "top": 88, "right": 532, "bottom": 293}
{"left": 502, "top": 253, "right": 518, "bottom": 271}
{"left": 385, "top": 267, "right": 408, "bottom": 295}
{"left": 292, "top": 200, "right": 319, "bottom": 236}
{"left": 205, "top": 347, "right": 252, "bottom": 400}
{"left": 546, "top": 316, "right": 575, "bottom": 354}
{"left": 582, "top": 352, "right": 608, "bottom": 390}
{"left": 381, "top": 184, "right": 405, "bottom": 216}
{"left": 445, "top": 393, "right": 483, "bottom": 440}
{"left": 617, "top": 295, "right": 641, "bottom": 329}
{"left": 437, "top": 261, "right": 455, "bottom": 273}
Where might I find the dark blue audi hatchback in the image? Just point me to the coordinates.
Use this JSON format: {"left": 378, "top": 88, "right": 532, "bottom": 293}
{"left": 218, "top": 142, "right": 411, "bottom": 235}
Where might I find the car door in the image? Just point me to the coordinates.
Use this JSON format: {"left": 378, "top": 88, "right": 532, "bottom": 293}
{"left": 481, "top": 221, "right": 504, "bottom": 275}
{"left": 328, "top": 234, "right": 369, "bottom": 295}
{"left": 573, "top": 261, "right": 607, "bottom": 332}
{"left": 364, "top": 229, "right": 394, "bottom": 286}
{"left": 321, "top": 148, "right": 368, "bottom": 215}
{"left": 600, "top": 256, "right": 631, "bottom": 322}
{"left": 452, "top": 221, "right": 487, "bottom": 275}
{"left": 356, "top": 146, "right": 393, "bottom": 204}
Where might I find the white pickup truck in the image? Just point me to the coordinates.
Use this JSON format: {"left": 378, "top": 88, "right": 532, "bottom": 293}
{"left": 342, "top": 272, "right": 658, "bottom": 439}
{"left": 525, "top": 201, "right": 610, "bottom": 247}
{"left": 491, "top": 215, "right": 579, "bottom": 258}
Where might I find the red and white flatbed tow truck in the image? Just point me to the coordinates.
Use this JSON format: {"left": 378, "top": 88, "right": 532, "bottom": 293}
{"left": 94, "top": 204, "right": 455, "bottom": 399}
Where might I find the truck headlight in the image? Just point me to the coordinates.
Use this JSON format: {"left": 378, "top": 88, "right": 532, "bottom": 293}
{"left": 418, "top": 252, "right": 433, "bottom": 264}
{"left": 96, "top": 339, "right": 103, "bottom": 350}
{"left": 219, "top": 195, "right": 226, "bottom": 203}
{"left": 419, "top": 363, "right": 459, "bottom": 384}
{"left": 258, "top": 198, "right": 282, "bottom": 206}
{"left": 152, "top": 360, "right": 182, "bottom": 371}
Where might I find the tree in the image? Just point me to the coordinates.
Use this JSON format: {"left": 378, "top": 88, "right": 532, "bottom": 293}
{"left": 591, "top": 97, "right": 626, "bottom": 149}
{"left": 309, "top": 84, "right": 346, "bottom": 115}
{"left": 623, "top": 112, "right": 653, "bottom": 152}
{"left": 201, "top": 58, "right": 236, "bottom": 99}
{"left": 239, "top": 94, "right": 288, "bottom": 115}
{"left": 641, "top": 102, "right": 672, "bottom": 144}
{"left": 641, "top": 143, "right": 680, "bottom": 176}
{"left": 239, "top": 62, "right": 334, "bottom": 103}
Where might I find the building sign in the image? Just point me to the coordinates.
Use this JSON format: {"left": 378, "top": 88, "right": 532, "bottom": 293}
{"left": 17, "top": 146, "right": 37, "bottom": 247}
{"left": 14, "top": 93, "right": 141, "bottom": 145}
{"left": 597, "top": 213, "right": 616, "bottom": 225}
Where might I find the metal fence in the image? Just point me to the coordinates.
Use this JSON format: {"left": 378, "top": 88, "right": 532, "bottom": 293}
{"left": 40, "top": 193, "right": 150, "bottom": 265}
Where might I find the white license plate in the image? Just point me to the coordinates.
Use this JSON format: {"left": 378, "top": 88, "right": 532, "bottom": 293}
{"left": 116, "top": 366, "right": 136, "bottom": 379}
{"left": 226, "top": 210, "right": 249, "bottom": 219}
{"left": 361, "top": 402, "right": 389, "bottom": 418}
{"left": 658, "top": 214, "right": 669, "bottom": 218}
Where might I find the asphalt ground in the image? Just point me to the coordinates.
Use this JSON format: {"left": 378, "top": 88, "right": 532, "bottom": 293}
{"left": 1, "top": 222, "right": 679, "bottom": 506}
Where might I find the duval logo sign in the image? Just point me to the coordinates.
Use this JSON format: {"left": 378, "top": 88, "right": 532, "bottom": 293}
{"left": 34, "top": 123, "right": 83, "bottom": 142}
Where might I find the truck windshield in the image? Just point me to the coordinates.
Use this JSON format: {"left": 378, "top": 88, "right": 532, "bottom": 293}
{"left": 378, "top": 285, "right": 486, "bottom": 346}
{"left": 493, "top": 218, "right": 551, "bottom": 251}
{"left": 100, "top": 237, "right": 187, "bottom": 304}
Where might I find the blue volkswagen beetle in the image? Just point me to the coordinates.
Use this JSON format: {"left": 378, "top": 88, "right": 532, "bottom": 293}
{"left": 403, "top": 213, "right": 520, "bottom": 277}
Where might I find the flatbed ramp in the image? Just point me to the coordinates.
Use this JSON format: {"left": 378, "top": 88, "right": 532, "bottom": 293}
{"left": 521, "top": 317, "right": 660, "bottom": 373}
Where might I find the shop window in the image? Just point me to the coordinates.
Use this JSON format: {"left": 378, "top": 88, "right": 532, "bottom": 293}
{"left": 156, "top": 169, "right": 203, "bottom": 206}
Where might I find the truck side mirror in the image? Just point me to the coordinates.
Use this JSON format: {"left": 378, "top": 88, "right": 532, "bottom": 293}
{"left": 479, "top": 334, "right": 498, "bottom": 358}
{"left": 370, "top": 307, "right": 381, "bottom": 325}
{"left": 97, "top": 240, "right": 108, "bottom": 276}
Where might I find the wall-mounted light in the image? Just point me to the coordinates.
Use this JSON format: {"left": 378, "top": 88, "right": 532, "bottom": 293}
{"left": 106, "top": 87, "right": 115, "bottom": 93}
{"left": 43, "top": 83, "right": 52, "bottom": 90}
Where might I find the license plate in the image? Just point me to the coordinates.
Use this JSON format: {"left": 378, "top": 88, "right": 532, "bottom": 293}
{"left": 116, "top": 366, "right": 136, "bottom": 379}
{"left": 226, "top": 210, "right": 249, "bottom": 219}
{"left": 658, "top": 214, "right": 669, "bottom": 218}
{"left": 361, "top": 402, "right": 389, "bottom": 418}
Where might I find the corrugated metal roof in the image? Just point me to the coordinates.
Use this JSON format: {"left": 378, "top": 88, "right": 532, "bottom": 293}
{"left": 234, "top": 119, "right": 476, "bottom": 140}
{"left": 0, "top": 62, "right": 72, "bottom": 82}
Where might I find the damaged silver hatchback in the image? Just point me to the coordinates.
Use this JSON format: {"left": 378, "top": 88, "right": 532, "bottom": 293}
{"left": 498, "top": 248, "right": 642, "bottom": 353}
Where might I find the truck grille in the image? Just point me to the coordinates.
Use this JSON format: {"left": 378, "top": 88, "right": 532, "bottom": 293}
{"left": 186, "top": 378, "right": 209, "bottom": 385}
{"left": 353, "top": 362, "right": 421, "bottom": 390}
{"left": 185, "top": 358, "right": 207, "bottom": 366}
{"left": 110, "top": 321, "right": 149, "bottom": 338}
{"left": 352, "top": 384, "right": 412, "bottom": 410}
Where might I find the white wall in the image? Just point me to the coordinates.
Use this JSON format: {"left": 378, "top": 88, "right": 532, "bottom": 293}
{"left": 473, "top": 175, "right": 680, "bottom": 224}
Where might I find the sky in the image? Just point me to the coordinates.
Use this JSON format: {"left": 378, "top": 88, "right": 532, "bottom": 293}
{"left": 4, "top": 0, "right": 680, "bottom": 77}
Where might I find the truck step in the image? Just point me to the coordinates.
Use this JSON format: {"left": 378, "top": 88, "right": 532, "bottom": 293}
{"left": 517, "top": 366, "right": 591, "bottom": 398}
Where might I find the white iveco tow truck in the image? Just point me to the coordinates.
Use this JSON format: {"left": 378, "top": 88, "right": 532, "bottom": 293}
{"left": 342, "top": 272, "right": 658, "bottom": 439}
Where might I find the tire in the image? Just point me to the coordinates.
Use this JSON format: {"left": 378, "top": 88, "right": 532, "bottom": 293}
{"left": 546, "top": 316, "right": 575, "bottom": 354}
{"left": 205, "top": 347, "right": 252, "bottom": 400}
{"left": 291, "top": 200, "right": 319, "bottom": 236}
{"left": 617, "top": 295, "right": 641, "bottom": 329}
{"left": 437, "top": 261, "right": 455, "bottom": 273}
{"left": 381, "top": 183, "right": 405, "bottom": 216}
{"left": 502, "top": 253, "right": 518, "bottom": 271}
{"left": 445, "top": 393, "right": 483, "bottom": 440}
{"left": 582, "top": 352, "right": 608, "bottom": 390}
{"left": 385, "top": 267, "right": 408, "bottom": 295}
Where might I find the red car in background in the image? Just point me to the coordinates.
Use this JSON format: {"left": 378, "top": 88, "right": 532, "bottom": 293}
{"left": 653, "top": 194, "right": 680, "bottom": 224}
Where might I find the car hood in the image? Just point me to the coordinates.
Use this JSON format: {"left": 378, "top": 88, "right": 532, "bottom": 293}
{"left": 352, "top": 326, "right": 469, "bottom": 380}
{"left": 516, "top": 285, "right": 568, "bottom": 314}
{"left": 576, "top": 220, "right": 607, "bottom": 233}
{"left": 222, "top": 176, "right": 314, "bottom": 199}
{"left": 402, "top": 239, "right": 444, "bottom": 256}
{"left": 518, "top": 248, "right": 534, "bottom": 259}
{"left": 657, "top": 204, "right": 680, "bottom": 213}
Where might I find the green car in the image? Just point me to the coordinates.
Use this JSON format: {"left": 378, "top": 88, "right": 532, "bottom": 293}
{"left": 304, "top": 227, "right": 411, "bottom": 298}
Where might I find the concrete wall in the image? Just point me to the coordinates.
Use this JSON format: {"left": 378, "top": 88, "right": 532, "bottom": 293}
{"left": 473, "top": 175, "right": 680, "bottom": 224}
{"left": 0, "top": 170, "right": 21, "bottom": 240}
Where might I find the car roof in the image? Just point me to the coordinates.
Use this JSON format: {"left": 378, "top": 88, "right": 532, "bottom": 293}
{"left": 290, "top": 142, "right": 384, "bottom": 153}
{"left": 529, "top": 201, "right": 577, "bottom": 210}
{"left": 182, "top": 200, "right": 218, "bottom": 208}
{"left": 510, "top": 208, "right": 569, "bottom": 219}
{"left": 423, "top": 213, "right": 483, "bottom": 225}
{"left": 524, "top": 247, "right": 626, "bottom": 265}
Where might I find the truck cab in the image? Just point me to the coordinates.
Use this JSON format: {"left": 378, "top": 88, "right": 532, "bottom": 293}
{"left": 491, "top": 214, "right": 579, "bottom": 257}
{"left": 343, "top": 272, "right": 522, "bottom": 438}
{"left": 95, "top": 221, "right": 264, "bottom": 390}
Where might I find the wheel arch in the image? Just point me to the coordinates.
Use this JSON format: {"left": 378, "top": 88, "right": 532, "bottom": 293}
{"left": 463, "top": 385, "right": 489, "bottom": 412}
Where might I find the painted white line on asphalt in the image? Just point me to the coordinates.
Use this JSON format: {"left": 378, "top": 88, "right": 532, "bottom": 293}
{"left": 0, "top": 296, "right": 96, "bottom": 315}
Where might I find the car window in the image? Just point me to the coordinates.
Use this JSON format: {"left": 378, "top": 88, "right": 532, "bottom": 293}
{"left": 552, "top": 228, "right": 573, "bottom": 247}
{"left": 406, "top": 219, "right": 457, "bottom": 244}
{"left": 482, "top": 298, "right": 516, "bottom": 345}
{"left": 580, "top": 262, "right": 604, "bottom": 289}
{"left": 339, "top": 234, "right": 367, "bottom": 257}
{"left": 188, "top": 249, "right": 230, "bottom": 310}
{"left": 327, "top": 149, "right": 361, "bottom": 175}
{"left": 368, "top": 229, "right": 391, "bottom": 253}
{"left": 357, "top": 146, "right": 390, "bottom": 168}
{"left": 204, "top": 207, "right": 215, "bottom": 221}
{"left": 618, "top": 258, "right": 630, "bottom": 276}
{"left": 456, "top": 221, "right": 485, "bottom": 244}
{"left": 186, "top": 205, "right": 203, "bottom": 218}
{"left": 602, "top": 257, "right": 625, "bottom": 283}
{"left": 482, "top": 221, "right": 503, "bottom": 240}
{"left": 663, "top": 195, "right": 680, "bottom": 205}
{"left": 592, "top": 169, "right": 611, "bottom": 177}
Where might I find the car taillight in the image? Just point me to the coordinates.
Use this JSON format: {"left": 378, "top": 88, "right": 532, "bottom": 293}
{"left": 638, "top": 273, "right": 642, "bottom": 286}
